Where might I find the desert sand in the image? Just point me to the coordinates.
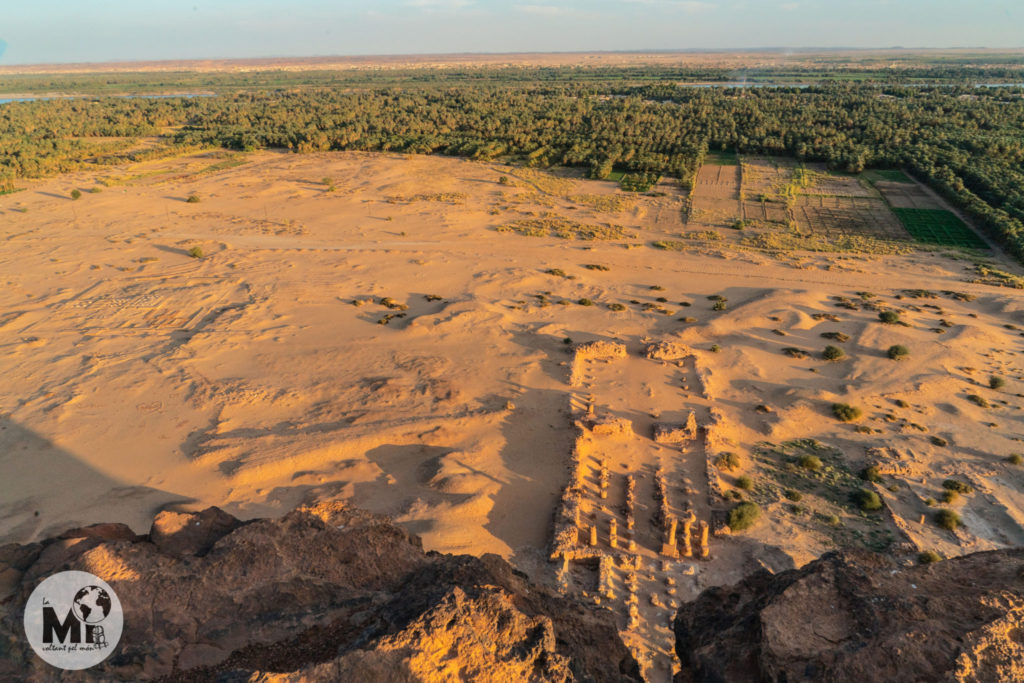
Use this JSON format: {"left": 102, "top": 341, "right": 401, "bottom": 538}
{"left": 2, "top": 148, "right": 1023, "bottom": 677}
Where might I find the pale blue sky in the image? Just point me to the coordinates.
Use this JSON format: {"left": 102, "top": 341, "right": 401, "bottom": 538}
{"left": 0, "top": 1, "right": 1019, "bottom": 65}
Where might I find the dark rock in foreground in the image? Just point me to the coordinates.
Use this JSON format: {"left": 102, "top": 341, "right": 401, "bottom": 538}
{"left": 1, "top": 504, "right": 642, "bottom": 682}
{"left": 673, "top": 549, "right": 1024, "bottom": 683}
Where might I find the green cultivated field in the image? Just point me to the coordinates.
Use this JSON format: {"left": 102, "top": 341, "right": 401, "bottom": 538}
{"left": 892, "top": 208, "right": 988, "bottom": 249}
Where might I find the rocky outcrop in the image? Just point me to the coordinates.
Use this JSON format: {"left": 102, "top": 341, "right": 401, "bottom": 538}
{"left": 0, "top": 504, "right": 642, "bottom": 682}
{"left": 674, "top": 549, "right": 1024, "bottom": 683}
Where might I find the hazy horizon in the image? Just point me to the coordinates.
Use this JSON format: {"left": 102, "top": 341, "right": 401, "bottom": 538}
{"left": 1, "top": 0, "right": 1020, "bottom": 66}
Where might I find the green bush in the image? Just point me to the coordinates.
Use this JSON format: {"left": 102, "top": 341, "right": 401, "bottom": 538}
{"left": 878, "top": 310, "right": 901, "bottom": 324}
{"left": 990, "top": 375, "right": 1006, "bottom": 389}
{"left": 736, "top": 475, "right": 754, "bottom": 491}
{"left": 577, "top": 298, "right": 594, "bottom": 306}
{"left": 887, "top": 344, "right": 909, "bottom": 360}
{"left": 930, "top": 436, "right": 949, "bottom": 447}
{"left": 942, "top": 479, "right": 973, "bottom": 494}
{"left": 966, "top": 394, "right": 990, "bottom": 407}
{"left": 712, "top": 300, "right": 727, "bottom": 311}
{"left": 935, "top": 509, "right": 961, "bottom": 531}
{"left": 822, "top": 345, "right": 845, "bottom": 361}
{"left": 727, "top": 501, "right": 761, "bottom": 531}
{"left": 784, "top": 489, "right": 802, "bottom": 502}
{"left": 709, "top": 344, "right": 721, "bottom": 353}
{"left": 852, "top": 488, "right": 882, "bottom": 511}
{"left": 860, "top": 465, "right": 882, "bottom": 483}
{"left": 607, "top": 302, "right": 626, "bottom": 311}
{"left": 832, "top": 403, "right": 863, "bottom": 422}
{"left": 1008, "top": 453, "right": 1023, "bottom": 465}
{"left": 918, "top": 550, "right": 942, "bottom": 564}
{"left": 940, "top": 490, "right": 959, "bottom": 504}
{"left": 186, "top": 194, "right": 201, "bottom": 203}
{"left": 798, "top": 455, "right": 822, "bottom": 471}
{"left": 70, "top": 189, "right": 82, "bottom": 200}
{"left": 187, "top": 246, "right": 204, "bottom": 259}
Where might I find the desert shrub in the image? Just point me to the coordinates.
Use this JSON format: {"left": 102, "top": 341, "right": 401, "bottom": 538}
{"left": 88, "top": 186, "right": 102, "bottom": 193}
{"left": 736, "top": 475, "right": 754, "bottom": 491}
{"left": 545, "top": 268, "right": 571, "bottom": 278}
{"left": 852, "top": 488, "right": 882, "bottom": 511}
{"left": 715, "top": 452, "right": 741, "bottom": 471}
{"left": 727, "top": 501, "right": 761, "bottom": 531}
{"left": 186, "top": 194, "right": 200, "bottom": 203}
{"left": 655, "top": 296, "right": 668, "bottom": 303}
{"left": 709, "top": 344, "right": 721, "bottom": 353}
{"left": 942, "top": 479, "right": 973, "bottom": 494}
{"left": 187, "top": 246, "right": 204, "bottom": 259}
{"left": 679, "top": 316, "right": 697, "bottom": 323}
{"left": 930, "top": 436, "right": 948, "bottom": 447}
{"left": 822, "top": 345, "right": 845, "bottom": 361}
{"left": 650, "top": 285, "right": 665, "bottom": 291}
{"left": 821, "top": 331, "right": 849, "bottom": 342}
{"left": 712, "top": 300, "right": 727, "bottom": 311}
{"left": 1008, "top": 453, "right": 1023, "bottom": 465}
{"left": 798, "top": 454, "right": 822, "bottom": 471}
{"left": 918, "top": 550, "right": 942, "bottom": 564}
{"left": 562, "top": 337, "right": 572, "bottom": 345}
{"left": 380, "top": 297, "right": 408, "bottom": 311}
{"left": 783, "top": 347, "right": 808, "bottom": 359}
{"left": 966, "top": 394, "right": 990, "bottom": 407}
{"left": 607, "top": 302, "right": 626, "bottom": 311}
{"left": 935, "top": 509, "right": 961, "bottom": 531}
{"left": 498, "top": 175, "right": 510, "bottom": 185}
{"left": 878, "top": 310, "right": 901, "bottom": 324}
{"left": 940, "top": 490, "right": 959, "bottom": 504}
{"left": 832, "top": 403, "right": 862, "bottom": 422}
{"left": 825, "top": 514, "right": 841, "bottom": 526}
{"left": 990, "top": 375, "right": 1006, "bottom": 389}
{"left": 577, "top": 298, "right": 594, "bottom": 306}
{"left": 887, "top": 344, "right": 909, "bottom": 360}
{"left": 784, "top": 489, "right": 802, "bottom": 502}
{"left": 895, "top": 399, "right": 910, "bottom": 408}
{"left": 583, "top": 264, "right": 609, "bottom": 271}
{"left": 860, "top": 465, "right": 882, "bottom": 483}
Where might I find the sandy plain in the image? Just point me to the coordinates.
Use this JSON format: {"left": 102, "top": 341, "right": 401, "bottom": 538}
{"left": 2, "top": 149, "right": 1023, "bottom": 676}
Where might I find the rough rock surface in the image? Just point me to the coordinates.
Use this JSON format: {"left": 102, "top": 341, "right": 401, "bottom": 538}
{"left": 674, "top": 549, "right": 1024, "bottom": 683}
{"left": 0, "top": 504, "right": 642, "bottom": 682}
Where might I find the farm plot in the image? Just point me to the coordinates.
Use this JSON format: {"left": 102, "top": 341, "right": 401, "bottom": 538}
{"left": 793, "top": 195, "right": 911, "bottom": 241}
{"left": 740, "top": 158, "right": 793, "bottom": 223}
{"left": 799, "top": 167, "right": 875, "bottom": 198}
{"left": 891, "top": 208, "right": 989, "bottom": 249}
{"left": 690, "top": 163, "right": 740, "bottom": 227}
{"left": 874, "top": 180, "right": 945, "bottom": 209}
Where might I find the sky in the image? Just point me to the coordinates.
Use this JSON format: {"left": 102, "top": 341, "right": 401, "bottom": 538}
{"left": 0, "top": 0, "right": 1020, "bottom": 65}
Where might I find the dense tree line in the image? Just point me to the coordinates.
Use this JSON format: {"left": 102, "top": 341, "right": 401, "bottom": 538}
{"left": 1, "top": 76, "right": 1023, "bottom": 258}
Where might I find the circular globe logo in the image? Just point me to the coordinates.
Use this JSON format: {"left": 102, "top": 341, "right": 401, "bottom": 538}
{"left": 23, "top": 571, "right": 123, "bottom": 670}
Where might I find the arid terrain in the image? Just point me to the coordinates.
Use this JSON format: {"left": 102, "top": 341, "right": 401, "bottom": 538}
{"left": 2, "top": 149, "right": 1024, "bottom": 678}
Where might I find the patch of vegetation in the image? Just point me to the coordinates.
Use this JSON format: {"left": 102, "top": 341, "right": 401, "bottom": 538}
{"left": 712, "top": 299, "right": 728, "bottom": 311}
{"left": 727, "top": 502, "right": 761, "bottom": 532}
{"left": 969, "top": 263, "right": 1024, "bottom": 289}
{"left": 380, "top": 297, "right": 408, "bottom": 311}
{"left": 990, "top": 375, "right": 1006, "bottom": 389}
{"left": 966, "top": 394, "right": 990, "bottom": 408}
{"left": 821, "top": 332, "right": 850, "bottom": 342}
{"left": 681, "top": 229, "right": 722, "bottom": 241}
{"left": 782, "top": 347, "right": 808, "bottom": 359}
{"left": 709, "top": 343, "right": 721, "bottom": 353}
{"left": 940, "top": 490, "right": 960, "bottom": 504}
{"left": 715, "top": 452, "right": 741, "bottom": 471}
{"left": 798, "top": 455, "right": 823, "bottom": 471}
{"left": 852, "top": 488, "right": 883, "bottom": 511}
{"left": 935, "top": 508, "right": 962, "bottom": 531}
{"left": 651, "top": 240, "right": 687, "bottom": 251}
{"left": 878, "top": 310, "right": 901, "bottom": 324}
{"left": 918, "top": 550, "right": 943, "bottom": 564}
{"left": 544, "top": 268, "right": 574, "bottom": 279}
{"left": 607, "top": 302, "right": 626, "bottom": 311}
{"left": 186, "top": 194, "right": 201, "bottom": 203}
{"left": 70, "top": 189, "right": 81, "bottom": 200}
{"left": 784, "top": 489, "right": 803, "bottom": 502}
{"left": 887, "top": 344, "right": 910, "bottom": 360}
{"left": 860, "top": 466, "right": 882, "bottom": 483}
{"left": 497, "top": 217, "right": 634, "bottom": 240}
{"left": 930, "top": 436, "right": 949, "bottom": 447}
{"left": 822, "top": 345, "right": 845, "bottom": 361}
{"left": 582, "top": 263, "right": 610, "bottom": 271}
{"left": 577, "top": 298, "right": 594, "bottom": 306}
{"left": 832, "top": 403, "right": 863, "bottom": 422}
{"left": 736, "top": 475, "right": 754, "bottom": 491}
{"left": 187, "top": 246, "right": 204, "bottom": 259}
{"left": 942, "top": 479, "right": 973, "bottom": 494}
